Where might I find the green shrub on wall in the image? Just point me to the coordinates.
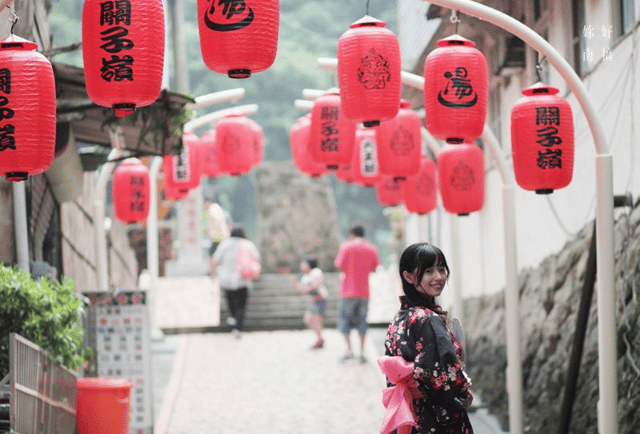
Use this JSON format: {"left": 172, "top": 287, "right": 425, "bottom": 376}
{"left": 0, "top": 265, "right": 93, "bottom": 378}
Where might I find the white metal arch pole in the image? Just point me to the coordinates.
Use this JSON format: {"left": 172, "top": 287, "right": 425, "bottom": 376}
{"left": 147, "top": 156, "right": 163, "bottom": 339}
{"left": 423, "top": 1, "right": 616, "bottom": 433}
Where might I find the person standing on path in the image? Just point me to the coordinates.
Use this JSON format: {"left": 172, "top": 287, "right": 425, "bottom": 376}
{"left": 290, "top": 256, "right": 328, "bottom": 349}
{"left": 334, "top": 224, "right": 380, "bottom": 363}
{"left": 209, "top": 224, "right": 260, "bottom": 338}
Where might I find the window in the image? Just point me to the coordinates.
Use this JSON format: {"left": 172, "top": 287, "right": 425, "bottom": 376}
{"left": 571, "top": 0, "right": 586, "bottom": 76}
{"left": 616, "top": 0, "right": 636, "bottom": 36}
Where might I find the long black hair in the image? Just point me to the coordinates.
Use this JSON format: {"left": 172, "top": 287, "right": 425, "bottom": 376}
{"left": 399, "top": 242, "right": 449, "bottom": 318}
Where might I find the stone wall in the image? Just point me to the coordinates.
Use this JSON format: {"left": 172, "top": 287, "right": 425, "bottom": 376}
{"left": 254, "top": 162, "right": 343, "bottom": 273}
{"left": 463, "top": 201, "right": 640, "bottom": 434}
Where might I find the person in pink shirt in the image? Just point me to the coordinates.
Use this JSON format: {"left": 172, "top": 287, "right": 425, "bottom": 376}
{"left": 334, "top": 224, "right": 380, "bottom": 363}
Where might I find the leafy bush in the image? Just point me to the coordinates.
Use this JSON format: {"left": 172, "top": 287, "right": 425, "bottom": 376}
{"left": 0, "top": 265, "right": 93, "bottom": 378}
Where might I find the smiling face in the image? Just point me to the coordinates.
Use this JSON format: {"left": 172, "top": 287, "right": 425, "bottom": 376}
{"left": 402, "top": 261, "right": 448, "bottom": 298}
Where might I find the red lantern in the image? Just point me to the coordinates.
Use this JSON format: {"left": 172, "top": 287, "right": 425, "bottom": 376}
{"left": 197, "top": 0, "right": 279, "bottom": 78}
{"left": 424, "top": 35, "right": 488, "bottom": 142}
{"left": 309, "top": 92, "right": 356, "bottom": 170}
{"left": 112, "top": 158, "right": 150, "bottom": 223}
{"left": 0, "top": 35, "right": 56, "bottom": 182}
{"left": 290, "top": 115, "right": 330, "bottom": 178}
{"left": 163, "top": 133, "right": 201, "bottom": 193}
{"left": 199, "top": 129, "right": 219, "bottom": 178}
{"left": 337, "top": 16, "right": 401, "bottom": 127}
{"left": 376, "top": 100, "right": 421, "bottom": 180}
{"left": 511, "top": 82, "right": 574, "bottom": 194}
{"left": 437, "top": 142, "right": 484, "bottom": 216}
{"left": 351, "top": 127, "right": 381, "bottom": 187}
{"left": 215, "top": 115, "right": 255, "bottom": 176}
{"left": 404, "top": 156, "right": 437, "bottom": 215}
{"left": 375, "top": 176, "right": 404, "bottom": 207}
{"left": 82, "top": 0, "right": 165, "bottom": 117}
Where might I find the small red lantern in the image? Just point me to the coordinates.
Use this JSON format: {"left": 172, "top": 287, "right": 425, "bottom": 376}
{"left": 112, "top": 158, "right": 150, "bottom": 223}
{"left": 351, "top": 127, "right": 381, "bottom": 187}
{"left": 511, "top": 82, "right": 574, "bottom": 194}
{"left": 197, "top": 0, "right": 279, "bottom": 78}
{"left": 82, "top": 0, "right": 165, "bottom": 117}
{"left": 376, "top": 100, "right": 421, "bottom": 180}
{"left": 424, "top": 35, "right": 488, "bottom": 142}
{"left": 290, "top": 115, "right": 330, "bottom": 178}
{"left": 215, "top": 115, "right": 255, "bottom": 176}
{"left": 337, "top": 16, "right": 401, "bottom": 127}
{"left": 199, "top": 129, "right": 219, "bottom": 178}
{"left": 438, "top": 142, "right": 484, "bottom": 216}
{"left": 0, "top": 35, "right": 56, "bottom": 182}
{"left": 309, "top": 92, "right": 356, "bottom": 170}
{"left": 375, "top": 176, "right": 404, "bottom": 207}
{"left": 163, "top": 133, "right": 201, "bottom": 193}
{"left": 404, "top": 156, "right": 437, "bottom": 215}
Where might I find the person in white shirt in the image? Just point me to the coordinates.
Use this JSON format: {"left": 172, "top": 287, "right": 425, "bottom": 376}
{"left": 290, "top": 257, "right": 328, "bottom": 349}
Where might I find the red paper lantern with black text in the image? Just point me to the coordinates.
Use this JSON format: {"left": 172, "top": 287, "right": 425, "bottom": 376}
{"left": 112, "top": 158, "right": 150, "bottom": 223}
{"left": 309, "top": 93, "right": 356, "bottom": 170}
{"left": 424, "top": 35, "right": 488, "bottom": 142}
{"left": 163, "top": 133, "right": 201, "bottom": 193}
{"left": 438, "top": 142, "right": 484, "bottom": 216}
{"left": 404, "top": 156, "right": 437, "bottom": 215}
{"left": 197, "top": 0, "right": 279, "bottom": 78}
{"left": 376, "top": 100, "right": 421, "bottom": 180}
{"left": 0, "top": 35, "right": 56, "bottom": 182}
{"left": 375, "top": 176, "right": 404, "bottom": 207}
{"left": 337, "top": 16, "right": 401, "bottom": 127}
{"left": 199, "top": 129, "right": 219, "bottom": 178}
{"left": 351, "top": 127, "right": 381, "bottom": 187}
{"left": 216, "top": 115, "right": 255, "bottom": 176}
{"left": 82, "top": 0, "right": 165, "bottom": 117}
{"left": 290, "top": 115, "right": 330, "bottom": 178}
{"left": 511, "top": 82, "right": 574, "bottom": 194}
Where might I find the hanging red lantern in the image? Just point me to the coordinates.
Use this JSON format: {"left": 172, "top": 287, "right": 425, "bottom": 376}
{"left": 290, "top": 115, "right": 330, "bottom": 178}
{"left": 337, "top": 16, "right": 401, "bottom": 127}
{"left": 197, "top": 0, "right": 279, "bottom": 78}
{"left": 199, "top": 129, "right": 219, "bottom": 178}
{"left": 510, "top": 82, "right": 574, "bottom": 194}
{"left": 309, "top": 92, "right": 356, "bottom": 170}
{"left": 404, "top": 156, "right": 437, "bottom": 215}
{"left": 423, "top": 35, "right": 488, "bottom": 142}
{"left": 112, "top": 158, "right": 150, "bottom": 223}
{"left": 376, "top": 100, "right": 421, "bottom": 180}
{"left": 163, "top": 133, "right": 201, "bottom": 193}
{"left": 351, "top": 127, "right": 381, "bottom": 187}
{"left": 375, "top": 176, "right": 404, "bottom": 207}
{"left": 438, "top": 142, "right": 484, "bottom": 216}
{"left": 82, "top": 0, "right": 165, "bottom": 117}
{"left": 0, "top": 35, "right": 56, "bottom": 182}
{"left": 215, "top": 115, "right": 255, "bottom": 176}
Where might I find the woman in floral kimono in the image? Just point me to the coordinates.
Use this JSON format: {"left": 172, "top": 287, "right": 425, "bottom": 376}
{"left": 379, "top": 242, "right": 473, "bottom": 434}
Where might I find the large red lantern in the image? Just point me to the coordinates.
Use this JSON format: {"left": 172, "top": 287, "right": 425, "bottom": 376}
{"left": 375, "top": 176, "right": 404, "bottom": 207}
{"left": 309, "top": 92, "right": 356, "bottom": 170}
{"left": 438, "top": 142, "right": 484, "bottom": 216}
{"left": 404, "top": 156, "right": 437, "bottom": 215}
{"left": 112, "top": 158, "right": 150, "bottom": 223}
{"left": 216, "top": 115, "right": 255, "bottom": 176}
{"left": 199, "top": 129, "right": 219, "bottom": 178}
{"left": 0, "top": 35, "right": 56, "bottom": 182}
{"left": 337, "top": 16, "right": 401, "bottom": 127}
{"left": 163, "top": 133, "right": 201, "bottom": 193}
{"left": 376, "top": 100, "right": 421, "bottom": 180}
{"left": 351, "top": 127, "right": 381, "bottom": 187}
{"left": 197, "top": 0, "right": 279, "bottom": 78}
{"left": 424, "top": 35, "right": 488, "bottom": 142}
{"left": 290, "top": 115, "right": 330, "bottom": 178}
{"left": 511, "top": 83, "right": 574, "bottom": 194}
{"left": 82, "top": 0, "right": 165, "bottom": 117}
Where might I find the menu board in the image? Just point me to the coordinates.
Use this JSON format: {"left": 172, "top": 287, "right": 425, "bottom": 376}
{"left": 85, "top": 291, "right": 153, "bottom": 434}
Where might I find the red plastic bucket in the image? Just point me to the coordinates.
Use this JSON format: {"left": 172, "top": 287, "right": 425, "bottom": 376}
{"left": 76, "top": 378, "right": 134, "bottom": 434}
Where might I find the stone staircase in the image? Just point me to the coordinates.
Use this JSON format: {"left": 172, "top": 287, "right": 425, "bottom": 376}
{"left": 220, "top": 273, "right": 341, "bottom": 331}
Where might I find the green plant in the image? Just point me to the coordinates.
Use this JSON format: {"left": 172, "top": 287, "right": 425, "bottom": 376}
{"left": 0, "top": 265, "right": 93, "bottom": 378}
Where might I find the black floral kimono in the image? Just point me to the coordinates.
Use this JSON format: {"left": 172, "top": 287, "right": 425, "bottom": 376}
{"left": 384, "top": 296, "right": 474, "bottom": 434}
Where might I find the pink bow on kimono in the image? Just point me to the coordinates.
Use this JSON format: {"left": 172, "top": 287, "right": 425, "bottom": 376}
{"left": 377, "top": 355, "right": 420, "bottom": 434}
